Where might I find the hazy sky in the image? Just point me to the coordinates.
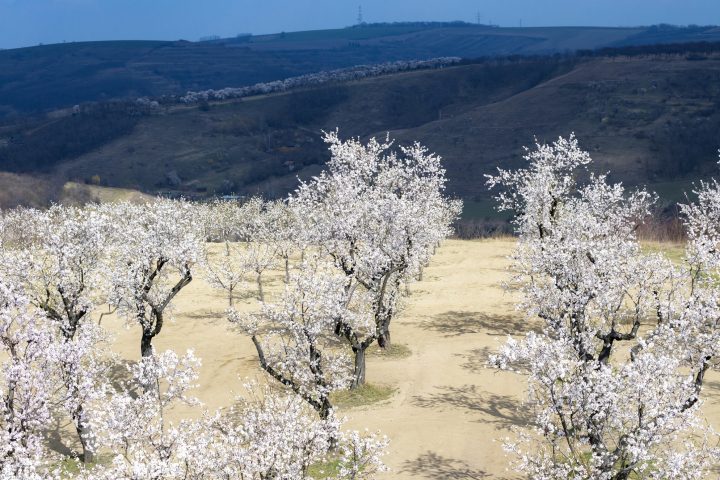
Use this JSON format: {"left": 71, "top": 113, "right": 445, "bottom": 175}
{"left": 1, "top": 0, "right": 719, "bottom": 49}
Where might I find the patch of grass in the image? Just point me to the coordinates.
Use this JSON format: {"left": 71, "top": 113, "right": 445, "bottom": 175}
{"left": 57, "top": 457, "right": 83, "bottom": 476}
{"left": 641, "top": 241, "right": 686, "bottom": 264}
{"left": 331, "top": 383, "right": 396, "bottom": 409}
{"left": 56, "top": 455, "right": 110, "bottom": 478}
{"left": 367, "top": 342, "right": 412, "bottom": 359}
{"left": 307, "top": 457, "right": 342, "bottom": 479}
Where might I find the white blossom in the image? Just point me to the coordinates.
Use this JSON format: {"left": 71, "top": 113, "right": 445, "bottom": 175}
{"left": 487, "top": 136, "right": 720, "bottom": 479}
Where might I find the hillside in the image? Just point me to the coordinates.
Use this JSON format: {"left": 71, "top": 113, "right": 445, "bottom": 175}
{"left": 13, "top": 55, "right": 719, "bottom": 196}
{"left": 2, "top": 46, "right": 720, "bottom": 220}
{"left": 2, "top": 23, "right": 720, "bottom": 117}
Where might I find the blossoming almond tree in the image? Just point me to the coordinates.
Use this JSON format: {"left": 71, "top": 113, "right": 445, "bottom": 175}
{"left": 230, "top": 260, "right": 353, "bottom": 420}
{"left": 292, "top": 132, "right": 460, "bottom": 386}
{"left": 78, "top": 349, "right": 205, "bottom": 479}
{"left": 103, "top": 200, "right": 204, "bottom": 358}
{"left": 77, "top": 350, "right": 387, "bottom": 480}
{"left": 0, "top": 205, "right": 110, "bottom": 463}
{"left": 0, "top": 281, "right": 61, "bottom": 479}
{"left": 487, "top": 135, "right": 720, "bottom": 479}
{"left": 189, "top": 382, "right": 388, "bottom": 480}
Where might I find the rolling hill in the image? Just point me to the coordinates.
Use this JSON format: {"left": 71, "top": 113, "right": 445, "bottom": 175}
{"left": 2, "top": 47, "right": 718, "bottom": 213}
{"left": 2, "top": 22, "right": 720, "bottom": 117}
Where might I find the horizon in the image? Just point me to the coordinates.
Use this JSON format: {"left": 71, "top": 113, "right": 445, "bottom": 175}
{"left": 1, "top": 0, "right": 720, "bottom": 50}
{"left": 4, "top": 22, "right": 719, "bottom": 51}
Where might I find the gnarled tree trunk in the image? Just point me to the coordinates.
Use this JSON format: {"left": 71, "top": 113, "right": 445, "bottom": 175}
{"left": 73, "top": 403, "right": 95, "bottom": 464}
{"left": 140, "top": 329, "right": 155, "bottom": 358}
{"left": 351, "top": 346, "right": 367, "bottom": 388}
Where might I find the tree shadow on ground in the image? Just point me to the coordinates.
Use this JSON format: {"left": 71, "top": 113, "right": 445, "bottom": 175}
{"left": 401, "top": 451, "right": 489, "bottom": 479}
{"left": 456, "top": 346, "right": 531, "bottom": 375}
{"left": 417, "top": 310, "right": 534, "bottom": 337}
{"left": 44, "top": 414, "right": 77, "bottom": 458}
{"left": 457, "top": 347, "right": 495, "bottom": 374}
{"left": 182, "top": 309, "right": 225, "bottom": 321}
{"left": 702, "top": 379, "right": 720, "bottom": 400}
{"left": 411, "top": 384, "right": 530, "bottom": 429}
{"left": 105, "top": 358, "right": 137, "bottom": 394}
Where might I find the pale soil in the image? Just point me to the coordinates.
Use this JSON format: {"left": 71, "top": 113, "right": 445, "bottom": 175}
{"left": 88, "top": 239, "right": 720, "bottom": 478}
{"left": 61, "top": 182, "right": 155, "bottom": 204}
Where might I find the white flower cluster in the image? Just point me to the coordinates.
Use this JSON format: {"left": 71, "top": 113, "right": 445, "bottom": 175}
{"left": 180, "top": 57, "right": 462, "bottom": 104}
{"left": 487, "top": 137, "right": 720, "bottom": 479}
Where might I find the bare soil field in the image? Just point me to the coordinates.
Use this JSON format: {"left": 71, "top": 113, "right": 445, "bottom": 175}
{"left": 95, "top": 239, "right": 720, "bottom": 478}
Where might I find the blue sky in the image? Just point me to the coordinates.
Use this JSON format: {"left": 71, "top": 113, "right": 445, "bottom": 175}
{"left": 1, "top": 0, "right": 719, "bottom": 49}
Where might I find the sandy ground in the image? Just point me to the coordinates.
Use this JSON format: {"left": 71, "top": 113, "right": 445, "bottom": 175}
{"left": 91, "top": 239, "right": 720, "bottom": 478}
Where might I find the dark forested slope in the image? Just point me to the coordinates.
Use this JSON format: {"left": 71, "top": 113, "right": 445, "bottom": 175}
{"left": 2, "top": 23, "right": 720, "bottom": 117}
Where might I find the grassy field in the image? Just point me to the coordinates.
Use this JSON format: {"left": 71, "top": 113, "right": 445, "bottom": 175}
{"left": 53, "top": 238, "right": 718, "bottom": 479}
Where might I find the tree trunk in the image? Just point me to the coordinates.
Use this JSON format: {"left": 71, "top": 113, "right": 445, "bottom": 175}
{"left": 228, "top": 286, "right": 234, "bottom": 307}
{"left": 284, "top": 257, "right": 290, "bottom": 284}
{"left": 378, "top": 328, "right": 391, "bottom": 349}
{"left": 256, "top": 273, "right": 264, "bottom": 301}
{"left": 351, "top": 347, "right": 367, "bottom": 389}
{"left": 319, "top": 397, "right": 333, "bottom": 420}
{"left": 319, "top": 396, "right": 339, "bottom": 450}
{"left": 418, "top": 267, "right": 424, "bottom": 282}
{"left": 141, "top": 330, "right": 154, "bottom": 358}
{"left": 73, "top": 404, "right": 95, "bottom": 464}
{"left": 65, "top": 359, "right": 95, "bottom": 464}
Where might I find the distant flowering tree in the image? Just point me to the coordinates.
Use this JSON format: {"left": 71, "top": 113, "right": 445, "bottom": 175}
{"left": 202, "top": 200, "right": 248, "bottom": 306}
{"left": 487, "top": 135, "right": 720, "bottom": 479}
{"left": 265, "top": 199, "right": 300, "bottom": 284}
{"left": 180, "top": 57, "right": 461, "bottom": 104}
{"left": 292, "top": 132, "right": 460, "bottom": 386}
{"left": 237, "top": 197, "right": 278, "bottom": 302}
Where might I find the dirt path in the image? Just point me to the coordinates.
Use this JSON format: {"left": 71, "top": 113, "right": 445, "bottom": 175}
{"left": 345, "top": 239, "right": 525, "bottom": 479}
